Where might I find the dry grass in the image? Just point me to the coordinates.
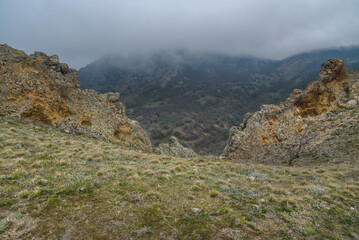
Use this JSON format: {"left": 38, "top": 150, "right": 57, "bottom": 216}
{"left": 0, "top": 115, "right": 358, "bottom": 239}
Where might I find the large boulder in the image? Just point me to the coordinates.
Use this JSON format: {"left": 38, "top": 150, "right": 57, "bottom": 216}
{"left": 0, "top": 44, "right": 152, "bottom": 152}
{"left": 222, "top": 58, "right": 359, "bottom": 166}
{"left": 155, "top": 136, "right": 199, "bottom": 158}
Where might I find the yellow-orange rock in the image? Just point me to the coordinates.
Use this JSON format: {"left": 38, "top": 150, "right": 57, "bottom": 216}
{"left": 0, "top": 44, "right": 152, "bottom": 152}
{"left": 222, "top": 58, "right": 359, "bottom": 166}
{"left": 293, "top": 58, "right": 349, "bottom": 117}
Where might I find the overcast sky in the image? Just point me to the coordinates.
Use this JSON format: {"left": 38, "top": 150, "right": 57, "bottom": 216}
{"left": 1, "top": 0, "right": 359, "bottom": 69}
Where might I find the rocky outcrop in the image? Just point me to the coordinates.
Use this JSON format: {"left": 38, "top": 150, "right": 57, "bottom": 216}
{"left": 0, "top": 44, "right": 152, "bottom": 152}
{"left": 155, "top": 136, "right": 199, "bottom": 158}
{"left": 222, "top": 58, "right": 359, "bottom": 166}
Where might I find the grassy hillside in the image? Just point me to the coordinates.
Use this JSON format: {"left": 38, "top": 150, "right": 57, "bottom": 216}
{"left": 1, "top": 115, "right": 358, "bottom": 239}
{"left": 78, "top": 46, "right": 359, "bottom": 155}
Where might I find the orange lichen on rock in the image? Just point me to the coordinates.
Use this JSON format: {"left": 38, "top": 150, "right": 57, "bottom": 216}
{"left": 259, "top": 117, "right": 281, "bottom": 144}
{"left": 294, "top": 58, "right": 349, "bottom": 117}
{"left": 80, "top": 113, "right": 92, "bottom": 127}
{"left": 114, "top": 123, "right": 132, "bottom": 142}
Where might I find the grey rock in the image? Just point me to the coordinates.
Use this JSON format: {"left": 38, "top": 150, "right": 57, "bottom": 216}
{"left": 105, "top": 92, "right": 120, "bottom": 103}
{"left": 346, "top": 99, "right": 357, "bottom": 108}
{"left": 49, "top": 55, "right": 59, "bottom": 65}
{"left": 155, "top": 136, "right": 198, "bottom": 158}
{"left": 59, "top": 63, "right": 70, "bottom": 74}
{"left": 191, "top": 208, "right": 201, "bottom": 213}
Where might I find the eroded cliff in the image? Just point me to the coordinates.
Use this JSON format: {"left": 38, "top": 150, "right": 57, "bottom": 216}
{"left": 0, "top": 44, "right": 152, "bottom": 152}
{"left": 222, "top": 58, "right": 359, "bottom": 166}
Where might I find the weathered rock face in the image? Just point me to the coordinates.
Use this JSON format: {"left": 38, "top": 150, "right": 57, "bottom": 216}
{"left": 294, "top": 58, "right": 349, "bottom": 117}
{"left": 0, "top": 44, "right": 152, "bottom": 152}
{"left": 155, "top": 136, "right": 199, "bottom": 158}
{"left": 222, "top": 58, "right": 359, "bottom": 166}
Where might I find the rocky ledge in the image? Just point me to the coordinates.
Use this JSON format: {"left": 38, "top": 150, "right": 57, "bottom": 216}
{"left": 222, "top": 58, "right": 359, "bottom": 166}
{"left": 0, "top": 44, "right": 152, "bottom": 152}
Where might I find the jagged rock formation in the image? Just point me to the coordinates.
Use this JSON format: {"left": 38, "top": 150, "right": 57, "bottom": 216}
{"left": 0, "top": 44, "right": 152, "bottom": 152}
{"left": 222, "top": 58, "right": 359, "bottom": 166}
{"left": 155, "top": 136, "right": 199, "bottom": 158}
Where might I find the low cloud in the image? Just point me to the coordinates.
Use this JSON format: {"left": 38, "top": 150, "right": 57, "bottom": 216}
{"left": 1, "top": 0, "right": 359, "bottom": 68}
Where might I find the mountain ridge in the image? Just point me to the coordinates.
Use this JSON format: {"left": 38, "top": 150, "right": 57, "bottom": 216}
{"left": 79, "top": 45, "right": 359, "bottom": 155}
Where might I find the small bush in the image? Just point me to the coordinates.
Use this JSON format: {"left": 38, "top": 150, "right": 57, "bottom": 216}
{"left": 209, "top": 190, "right": 220, "bottom": 198}
{"left": 0, "top": 223, "right": 8, "bottom": 233}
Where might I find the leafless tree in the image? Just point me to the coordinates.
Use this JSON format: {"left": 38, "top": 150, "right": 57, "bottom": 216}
{"left": 261, "top": 116, "right": 315, "bottom": 166}
{"left": 278, "top": 119, "right": 315, "bottom": 166}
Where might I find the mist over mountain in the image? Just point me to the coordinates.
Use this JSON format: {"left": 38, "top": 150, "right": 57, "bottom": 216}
{"left": 78, "top": 46, "right": 359, "bottom": 155}
{"left": 2, "top": 1, "right": 359, "bottom": 68}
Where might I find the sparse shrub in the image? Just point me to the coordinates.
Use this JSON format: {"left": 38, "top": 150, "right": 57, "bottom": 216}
{"left": 0, "top": 223, "right": 8, "bottom": 233}
{"left": 132, "top": 173, "right": 141, "bottom": 181}
{"left": 302, "top": 227, "right": 315, "bottom": 236}
{"left": 146, "top": 191, "right": 161, "bottom": 201}
{"left": 0, "top": 200, "right": 13, "bottom": 207}
{"left": 191, "top": 181, "right": 206, "bottom": 191}
{"left": 118, "top": 166, "right": 127, "bottom": 171}
{"left": 157, "top": 169, "right": 170, "bottom": 175}
{"left": 271, "top": 187, "right": 289, "bottom": 195}
{"left": 209, "top": 190, "right": 220, "bottom": 198}
{"left": 143, "top": 169, "right": 154, "bottom": 176}
{"left": 316, "top": 169, "right": 326, "bottom": 173}
{"left": 304, "top": 185, "right": 328, "bottom": 195}
{"left": 97, "top": 168, "right": 107, "bottom": 176}
{"left": 139, "top": 203, "right": 164, "bottom": 227}
{"left": 174, "top": 166, "right": 183, "bottom": 172}
{"left": 59, "top": 159, "right": 68, "bottom": 166}
{"left": 299, "top": 180, "right": 308, "bottom": 185}
{"left": 17, "top": 190, "right": 31, "bottom": 198}
{"left": 31, "top": 175, "right": 48, "bottom": 185}
{"left": 31, "top": 161, "right": 43, "bottom": 168}
{"left": 14, "top": 150, "right": 28, "bottom": 157}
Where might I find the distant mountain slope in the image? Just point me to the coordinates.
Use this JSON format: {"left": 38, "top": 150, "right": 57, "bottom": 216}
{"left": 79, "top": 46, "right": 359, "bottom": 155}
